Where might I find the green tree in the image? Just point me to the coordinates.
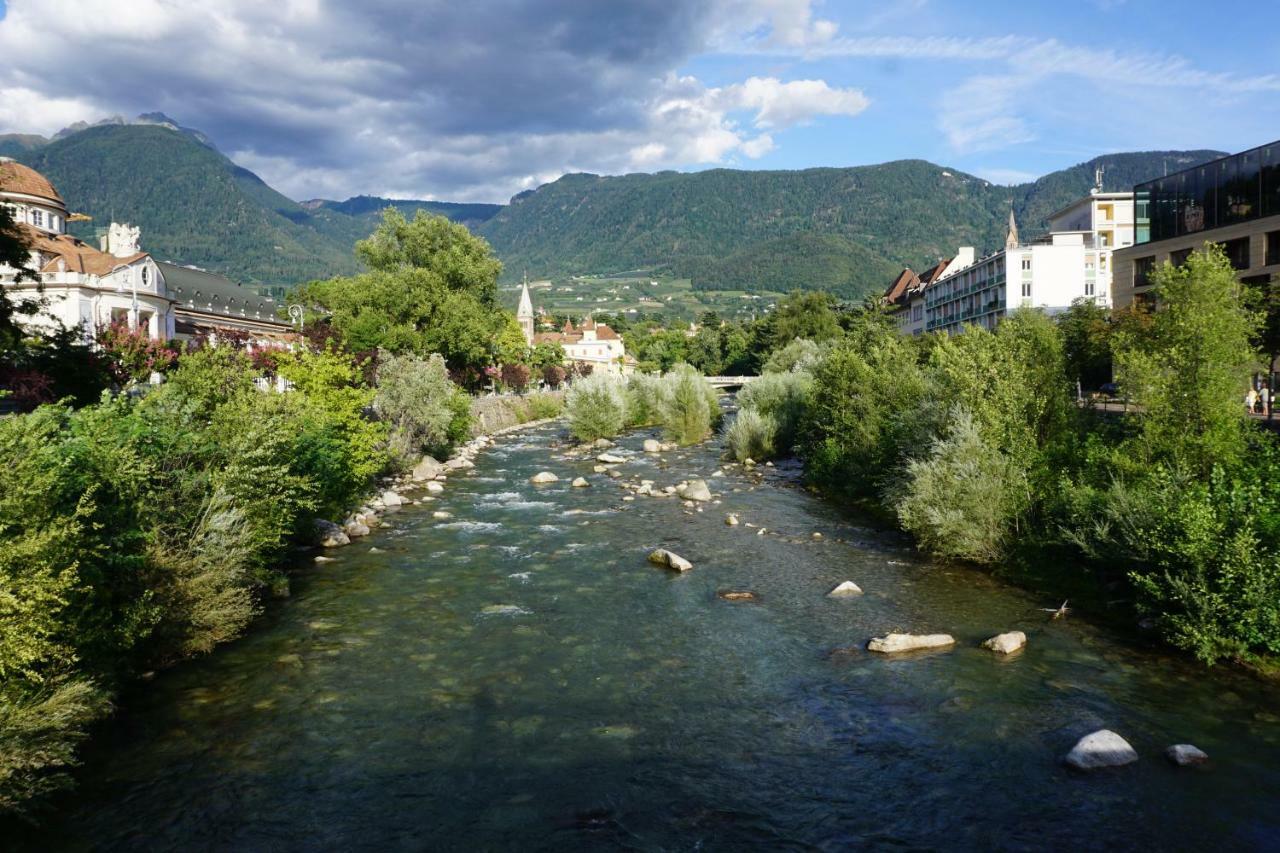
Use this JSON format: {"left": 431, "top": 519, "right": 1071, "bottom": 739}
{"left": 1113, "top": 245, "right": 1259, "bottom": 476}
{"left": 1057, "top": 298, "right": 1113, "bottom": 392}
{"left": 757, "top": 290, "right": 842, "bottom": 355}
{"left": 293, "top": 209, "right": 507, "bottom": 372}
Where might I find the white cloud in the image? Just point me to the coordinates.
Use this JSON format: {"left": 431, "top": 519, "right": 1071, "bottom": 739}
{"left": 711, "top": 77, "right": 870, "bottom": 129}
{"left": 0, "top": 0, "right": 871, "bottom": 201}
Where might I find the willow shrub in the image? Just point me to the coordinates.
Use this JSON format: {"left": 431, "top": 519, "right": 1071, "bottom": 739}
{"left": 725, "top": 407, "right": 776, "bottom": 462}
{"left": 660, "top": 364, "right": 720, "bottom": 446}
{"left": 736, "top": 371, "right": 811, "bottom": 456}
{"left": 565, "top": 372, "right": 628, "bottom": 441}
{"left": 625, "top": 372, "right": 667, "bottom": 428}
{"left": 892, "top": 408, "right": 1030, "bottom": 564}
{"left": 373, "top": 350, "right": 472, "bottom": 465}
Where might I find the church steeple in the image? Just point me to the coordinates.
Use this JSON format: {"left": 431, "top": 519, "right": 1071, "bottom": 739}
{"left": 517, "top": 271, "right": 534, "bottom": 345}
{"left": 1005, "top": 205, "right": 1020, "bottom": 250}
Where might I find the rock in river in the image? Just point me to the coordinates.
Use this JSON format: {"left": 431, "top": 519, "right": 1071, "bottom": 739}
{"left": 412, "top": 455, "right": 444, "bottom": 481}
{"left": 597, "top": 452, "right": 627, "bottom": 464}
{"left": 314, "top": 518, "right": 350, "bottom": 548}
{"left": 530, "top": 471, "right": 559, "bottom": 484}
{"left": 381, "top": 490, "right": 404, "bottom": 508}
{"left": 425, "top": 481, "right": 445, "bottom": 495}
{"left": 643, "top": 439, "right": 662, "bottom": 453}
{"left": 648, "top": 548, "right": 693, "bottom": 572}
{"left": 1166, "top": 744, "right": 1209, "bottom": 766}
{"left": 678, "top": 479, "right": 713, "bottom": 502}
{"left": 982, "top": 631, "right": 1027, "bottom": 654}
{"left": 867, "top": 633, "right": 954, "bottom": 653}
{"left": 827, "top": 581, "right": 863, "bottom": 597}
{"left": 571, "top": 477, "right": 590, "bottom": 488}
{"left": 725, "top": 514, "right": 739, "bottom": 526}
{"left": 1064, "top": 730, "right": 1139, "bottom": 770}
{"left": 718, "top": 590, "right": 759, "bottom": 602}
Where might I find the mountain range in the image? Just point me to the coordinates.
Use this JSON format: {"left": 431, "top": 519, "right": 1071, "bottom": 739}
{"left": 0, "top": 115, "right": 1223, "bottom": 300}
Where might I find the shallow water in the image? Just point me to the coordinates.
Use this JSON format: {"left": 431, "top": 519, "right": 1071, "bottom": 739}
{"left": 30, "top": 424, "right": 1280, "bottom": 850}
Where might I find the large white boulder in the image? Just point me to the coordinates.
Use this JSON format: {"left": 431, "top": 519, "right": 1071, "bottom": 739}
{"left": 827, "top": 581, "right": 863, "bottom": 597}
{"left": 571, "top": 476, "right": 590, "bottom": 488}
{"left": 425, "top": 481, "right": 445, "bottom": 495}
{"left": 381, "top": 490, "right": 404, "bottom": 508}
{"left": 678, "top": 479, "right": 713, "bottom": 502}
{"left": 647, "top": 548, "right": 693, "bottom": 572}
{"left": 530, "top": 471, "right": 559, "bottom": 484}
{"left": 982, "top": 631, "right": 1027, "bottom": 654}
{"left": 597, "top": 452, "right": 627, "bottom": 464}
{"left": 1064, "top": 730, "right": 1139, "bottom": 770}
{"left": 1166, "top": 744, "right": 1209, "bottom": 766}
{"left": 867, "top": 633, "right": 954, "bottom": 653}
{"left": 411, "top": 455, "right": 444, "bottom": 481}
{"left": 445, "top": 456, "right": 474, "bottom": 471}
{"left": 343, "top": 520, "right": 370, "bottom": 539}
{"left": 643, "top": 439, "right": 662, "bottom": 453}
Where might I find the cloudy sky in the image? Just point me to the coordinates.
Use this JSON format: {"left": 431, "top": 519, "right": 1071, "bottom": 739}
{"left": 0, "top": 0, "right": 1277, "bottom": 203}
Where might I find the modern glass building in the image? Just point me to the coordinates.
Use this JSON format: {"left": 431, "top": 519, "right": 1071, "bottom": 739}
{"left": 1115, "top": 138, "right": 1280, "bottom": 308}
{"left": 1134, "top": 141, "right": 1280, "bottom": 244}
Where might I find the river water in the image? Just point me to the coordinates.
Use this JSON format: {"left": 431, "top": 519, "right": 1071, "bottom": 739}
{"left": 30, "top": 423, "right": 1280, "bottom": 851}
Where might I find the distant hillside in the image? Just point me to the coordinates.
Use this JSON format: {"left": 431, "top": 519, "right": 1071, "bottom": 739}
{"left": 4, "top": 121, "right": 498, "bottom": 287}
{"left": 478, "top": 150, "right": 1226, "bottom": 300}
{"left": 0, "top": 113, "right": 1225, "bottom": 299}
{"left": 309, "top": 196, "right": 501, "bottom": 231}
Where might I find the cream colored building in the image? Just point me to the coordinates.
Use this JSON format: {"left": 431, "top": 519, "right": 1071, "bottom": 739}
{"left": 518, "top": 278, "right": 634, "bottom": 374}
{"left": 0, "top": 158, "right": 294, "bottom": 345}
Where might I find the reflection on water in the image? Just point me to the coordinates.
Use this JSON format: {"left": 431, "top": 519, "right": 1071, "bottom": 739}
{"left": 29, "top": 424, "right": 1280, "bottom": 850}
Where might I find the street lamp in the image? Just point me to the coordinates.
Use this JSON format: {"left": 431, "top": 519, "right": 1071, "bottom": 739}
{"left": 288, "top": 304, "right": 304, "bottom": 331}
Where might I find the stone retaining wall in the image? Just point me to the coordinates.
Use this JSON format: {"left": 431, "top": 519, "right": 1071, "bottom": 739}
{"left": 469, "top": 391, "right": 565, "bottom": 436}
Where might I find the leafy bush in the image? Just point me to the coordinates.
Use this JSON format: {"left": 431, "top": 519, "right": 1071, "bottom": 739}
{"left": 500, "top": 363, "right": 531, "bottom": 394}
{"left": 893, "top": 409, "right": 1029, "bottom": 564}
{"left": 725, "top": 407, "right": 776, "bottom": 462}
{"left": 542, "top": 363, "right": 567, "bottom": 388}
{"left": 660, "top": 364, "right": 720, "bottom": 446}
{"left": 565, "top": 372, "right": 627, "bottom": 441}
{"left": 0, "top": 343, "right": 389, "bottom": 814}
{"left": 373, "top": 350, "right": 471, "bottom": 464}
{"left": 525, "top": 392, "right": 563, "bottom": 421}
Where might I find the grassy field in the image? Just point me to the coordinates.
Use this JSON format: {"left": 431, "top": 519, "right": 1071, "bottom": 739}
{"left": 502, "top": 273, "right": 782, "bottom": 324}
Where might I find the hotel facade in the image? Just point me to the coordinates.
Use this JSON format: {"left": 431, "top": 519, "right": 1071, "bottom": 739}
{"left": 1113, "top": 139, "right": 1280, "bottom": 306}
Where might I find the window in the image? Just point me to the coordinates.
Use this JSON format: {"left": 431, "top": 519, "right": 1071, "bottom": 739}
{"left": 1021, "top": 258, "right": 1031, "bottom": 271}
{"left": 1265, "top": 145, "right": 1280, "bottom": 219}
{"left": 1268, "top": 231, "right": 1280, "bottom": 267}
{"left": 1221, "top": 237, "right": 1251, "bottom": 270}
{"left": 1098, "top": 203, "right": 1113, "bottom": 222}
{"left": 1134, "top": 256, "right": 1156, "bottom": 289}
{"left": 1085, "top": 280, "right": 1095, "bottom": 297}
{"left": 30, "top": 209, "right": 43, "bottom": 227}
{"left": 1099, "top": 231, "right": 1113, "bottom": 247}
{"left": 1021, "top": 281, "right": 1031, "bottom": 298}
{"left": 1170, "top": 248, "right": 1192, "bottom": 268}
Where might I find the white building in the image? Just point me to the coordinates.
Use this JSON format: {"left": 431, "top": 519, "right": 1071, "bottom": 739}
{"left": 888, "top": 186, "right": 1133, "bottom": 336}
{"left": 517, "top": 278, "right": 634, "bottom": 374}
{"left": 1, "top": 158, "right": 175, "bottom": 340}
{"left": 0, "top": 158, "right": 294, "bottom": 345}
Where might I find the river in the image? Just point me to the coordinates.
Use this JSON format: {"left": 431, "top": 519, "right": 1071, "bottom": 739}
{"left": 27, "top": 422, "right": 1280, "bottom": 850}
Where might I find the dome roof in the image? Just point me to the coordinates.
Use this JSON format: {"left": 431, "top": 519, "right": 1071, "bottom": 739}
{"left": 0, "top": 157, "right": 65, "bottom": 207}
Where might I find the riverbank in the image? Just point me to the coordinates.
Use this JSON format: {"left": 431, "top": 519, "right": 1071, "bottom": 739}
{"left": 21, "top": 419, "right": 1280, "bottom": 850}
